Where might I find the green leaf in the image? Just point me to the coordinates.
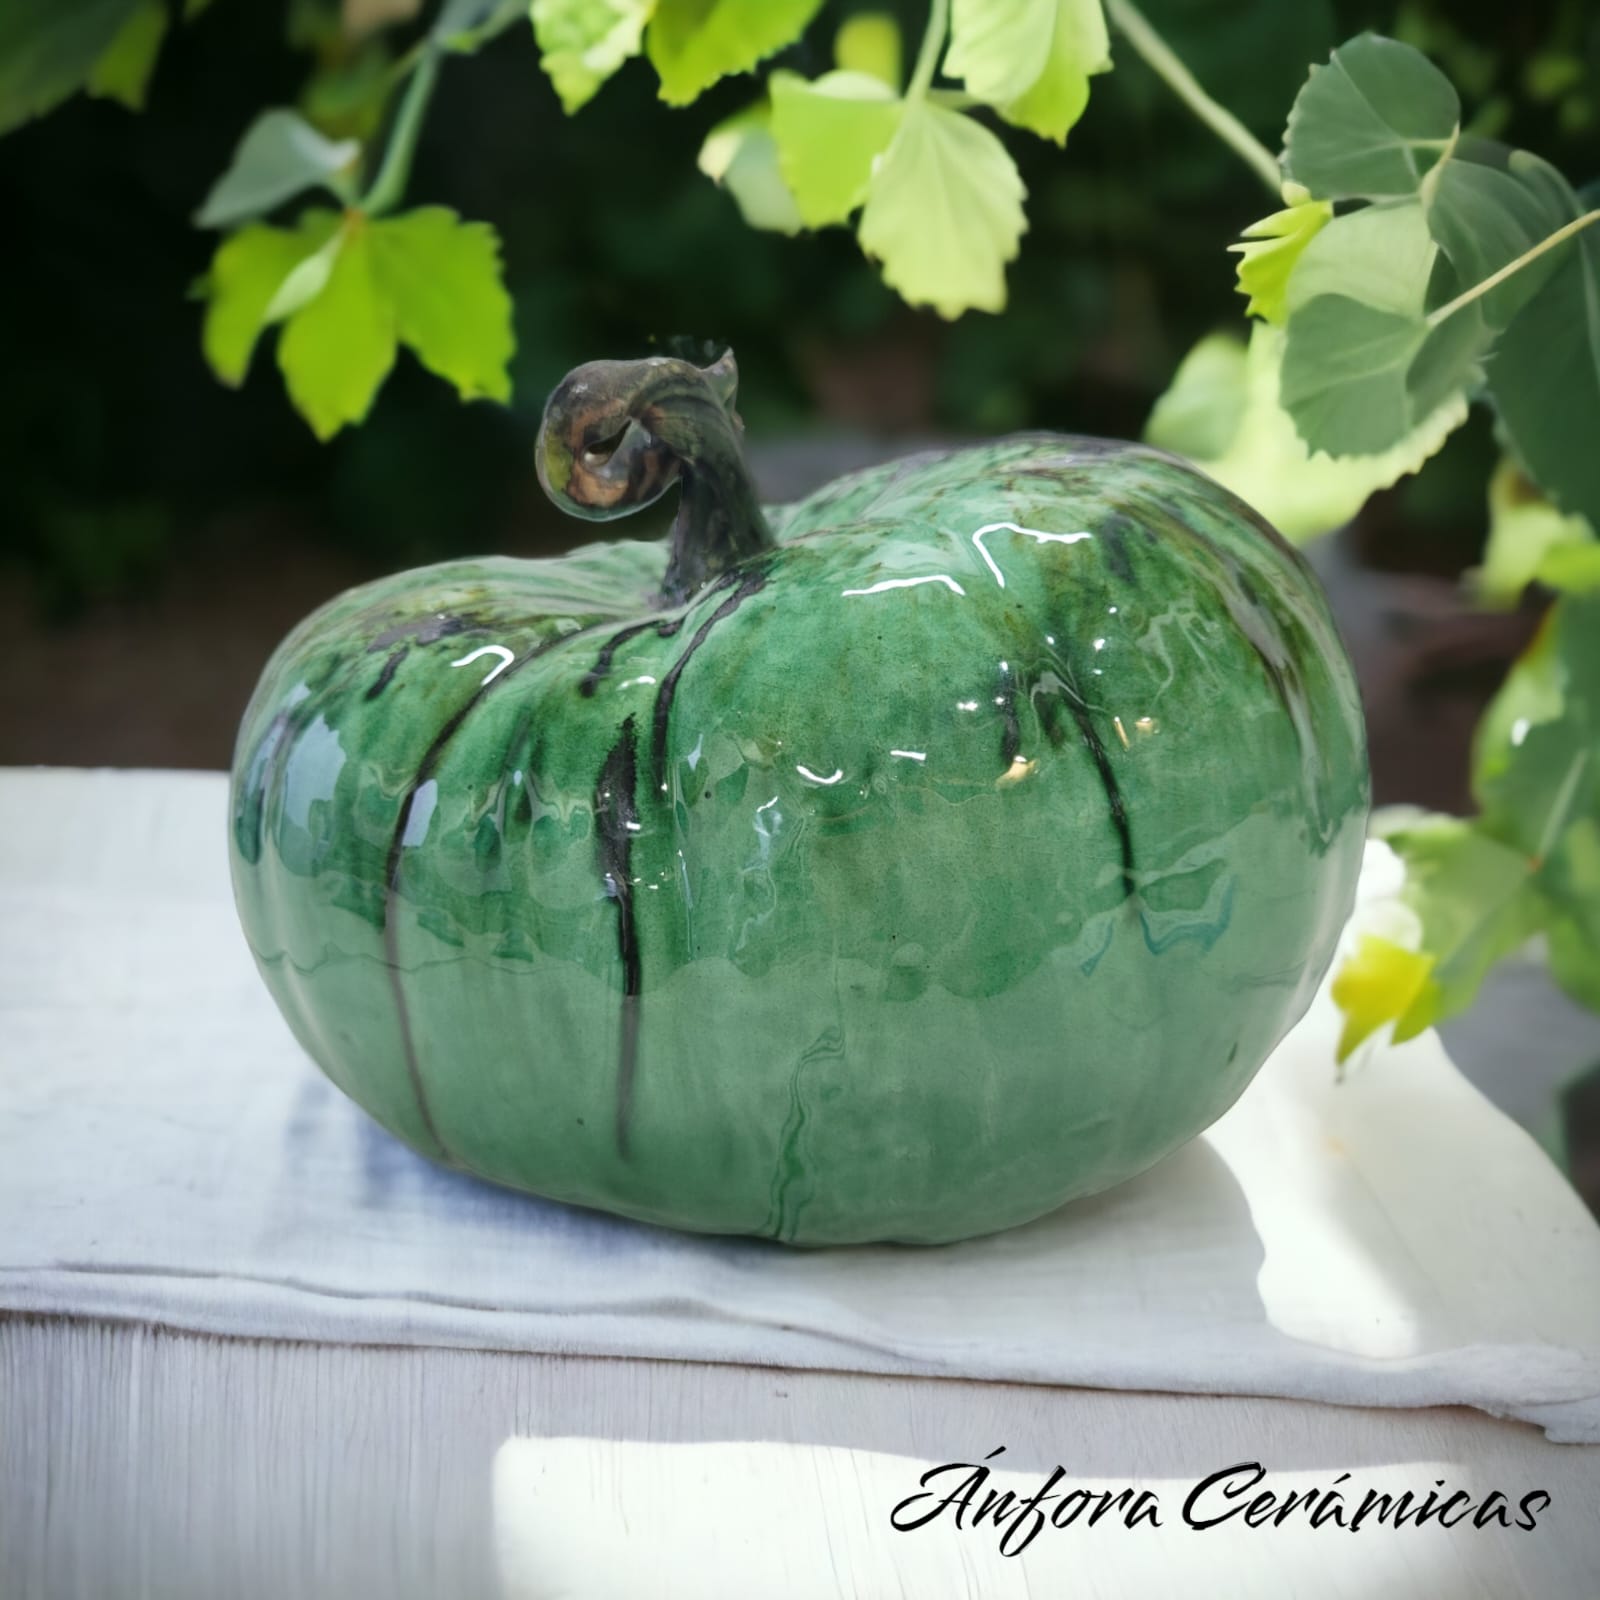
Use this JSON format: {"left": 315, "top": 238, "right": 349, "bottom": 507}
{"left": 203, "top": 205, "right": 514, "bottom": 435}
{"left": 1280, "top": 284, "right": 1487, "bottom": 460}
{"left": 1544, "top": 818, "right": 1600, "bottom": 1011}
{"left": 768, "top": 69, "right": 900, "bottom": 229}
{"left": 1471, "top": 605, "right": 1560, "bottom": 795}
{"left": 202, "top": 210, "right": 342, "bottom": 386}
{"left": 195, "top": 108, "right": 360, "bottom": 229}
{"left": 698, "top": 101, "right": 803, "bottom": 235}
{"left": 1144, "top": 333, "right": 1250, "bottom": 462}
{"left": 278, "top": 220, "right": 398, "bottom": 441}
{"left": 1145, "top": 325, "right": 1466, "bottom": 542}
{"left": 1280, "top": 298, "right": 1427, "bottom": 455}
{"left": 531, "top": 0, "right": 652, "bottom": 114}
{"left": 367, "top": 206, "right": 515, "bottom": 402}
{"left": 857, "top": 97, "right": 1026, "bottom": 318}
{"left": 0, "top": 0, "right": 141, "bottom": 134}
{"left": 1378, "top": 813, "right": 1544, "bottom": 1033}
{"left": 1283, "top": 32, "right": 1459, "bottom": 200}
{"left": 85, "top": 0, "right": 168, "bottom": 111}
{"left": 1535, "top": 543, "right": 1600, "bottom": 597}
{"left": 1486, "top": 208, "right": 1600, "bottom": 530}
{"left": 646, "top": 0, "right": 825, "bottom": 107}
{"left": 945, "top": 0, "right": 1110, "bottom": 145}
{"left": 1230, "top": 192, "right": 1332, "bottom": 325}
{"left": 264, "top": 227, "right": 346, "bottom": 321}
{"left": 1471, "top": 456, "right": 1596, "bottom": 609}
{"left": 834, "top": 11, "right": 900, "bottom": 90}
{"left": 1477, "top": 596, "right": 1600, "bottom": 860}
{"left": 1283, "top": 199, "right": 1436, "bottom": 319}
{"left": 1426, "top": 142, "right": 1577, "bottom": 330}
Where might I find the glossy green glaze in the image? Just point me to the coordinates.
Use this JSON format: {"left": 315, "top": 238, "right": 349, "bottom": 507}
{"left": 229, "top": 354, "right": 1368, "bottom": 1245}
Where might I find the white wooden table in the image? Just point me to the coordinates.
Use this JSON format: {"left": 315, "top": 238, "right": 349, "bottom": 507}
{"left": 5, "top": 1319, "right": 1599, "bottom": 1598}
{"left": 2, "top": 768, "right": 1598, "bottom": 1598}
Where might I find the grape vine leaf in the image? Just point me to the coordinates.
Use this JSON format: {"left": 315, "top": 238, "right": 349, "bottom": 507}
{"left": 647, "top": 0, "right": 825, "bottom": 107}
{"left": 1230, "top": 189, "right": 1332, "bottom": 326}
{"left": 531, "top": 0, "right": 652, "bottom": 114}
{"left": 768, "top": 69, "right": 901, "bottom": 229}
{"left": 203, "top": 210, "right": 343, "bottom": 386}
{"left": 834, "top": 11, "right": 901, "bottom": 90}
{"left": 1145, "top": 326, "right": 1465, "bottom": 541}
{"left": 203, "top": 206, "right": 514, "bottom": 438}
{"left": 857, "top": 97, "right": 1027, "bottom": 318}
{"left": 278, "top": 222, "right": 397, "bottom": 441}
{"left": 698, "top": 101, "right": 803, "bottom": 235}
{"left": 195, "top": 109, "right": 360, "bottom": 229}
{"left": 945, "top": 0, "right": 1111, "bottom": 145}
{"left": 84, "top": 0, "right": 167, "bottom": 111}
{"left": 0, "top": 0, "right": 143, "bottom": 134}
{"left": 366, "top": 207, "right": 515, "bottom": 403}
{"left": 1282, "top": 32, "right": 1459, "bottom": 200}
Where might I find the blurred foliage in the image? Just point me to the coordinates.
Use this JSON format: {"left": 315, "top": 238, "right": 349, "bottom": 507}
{"left": 4, "top": 0, "right": 1594, "bottom": 612}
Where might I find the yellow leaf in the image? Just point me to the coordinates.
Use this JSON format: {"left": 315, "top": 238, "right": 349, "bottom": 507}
{"left": 202, "top": 210, "right": 342, "bottom": 387}
{"left": 834, "top": 12, "right": 901, "bottom": 90}
{"left": 278, "top": 218, "right": 398, "bottom": 440}
{"left": 1330, "top": 934, "right": 1439, "bottom": 1061}
{"left": 858, "top": 97, "right": 1026, "bottom": 318}
{"left": 1229, "top": 195, "right": 1333, "bottom": 325}
{"left": 945, "top": 0, "right": 1110, "bottom": 145}
{"left": 769, "top": 69, "right": 901, "bottom": 229}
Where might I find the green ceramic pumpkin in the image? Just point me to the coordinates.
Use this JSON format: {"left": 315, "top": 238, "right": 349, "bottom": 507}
{"left": 229, "top": 352, "right": 1368, "bottom": 1245}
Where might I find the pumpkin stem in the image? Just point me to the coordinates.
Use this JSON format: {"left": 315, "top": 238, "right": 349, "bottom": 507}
{"left": 536, "top": 351, "right": 774, "bottom": 605}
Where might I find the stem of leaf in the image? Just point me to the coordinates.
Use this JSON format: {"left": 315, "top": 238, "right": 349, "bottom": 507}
{"left": 1104, "top": 0, "right": 1281, "bottom": 197}
{"left": 361, "top": 44, "right": 442, "bottom": 216}
{"left": 1426, "top": 208, "right": 1600, "bottom": 329}
{"left": 907, "top": 0, "right": 950, "bottom": 101}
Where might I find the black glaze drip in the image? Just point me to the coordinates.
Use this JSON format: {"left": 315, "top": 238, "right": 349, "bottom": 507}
{"left": 1037, "top": 675, "right": 1136, "bottom": 900}
{"left": 594, "top": 715, "right": 643, "bottom": 1158}
{"left": 366, "top": 647, "right": 408, "bottom": 701}
{"left": 1067, "top": 696, "right": 1136, "bottom": 899}
{"left": 649, "top": 568, "right": 769, "bottom": 793}
{"left": 1096, "top": 515, "right": 1136, "bottom": 585}
{"left": 579, "top": 615, "right": 688, "bottom": 698}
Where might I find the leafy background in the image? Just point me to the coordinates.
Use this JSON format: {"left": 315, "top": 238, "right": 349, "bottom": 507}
{"left": 1, "top": 0, "right": 1598, "bottom": 1199}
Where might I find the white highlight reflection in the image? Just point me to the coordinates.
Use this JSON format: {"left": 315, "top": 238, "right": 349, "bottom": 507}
{"left": 796, "top": 765, "right": 844, "bottom": 785}
{"left": 971, "top": 522, "right": 1093, "bottom": 589}
{"left": 842, "top": 575, "right": 966, "bottom": 597}
{"left": 451, "top": 643, "right": 515, "bottom": 684}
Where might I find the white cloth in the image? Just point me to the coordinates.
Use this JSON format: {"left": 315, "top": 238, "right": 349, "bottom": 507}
{"left": 2, "top": 768, "right": 1598, "bottom": 1442}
